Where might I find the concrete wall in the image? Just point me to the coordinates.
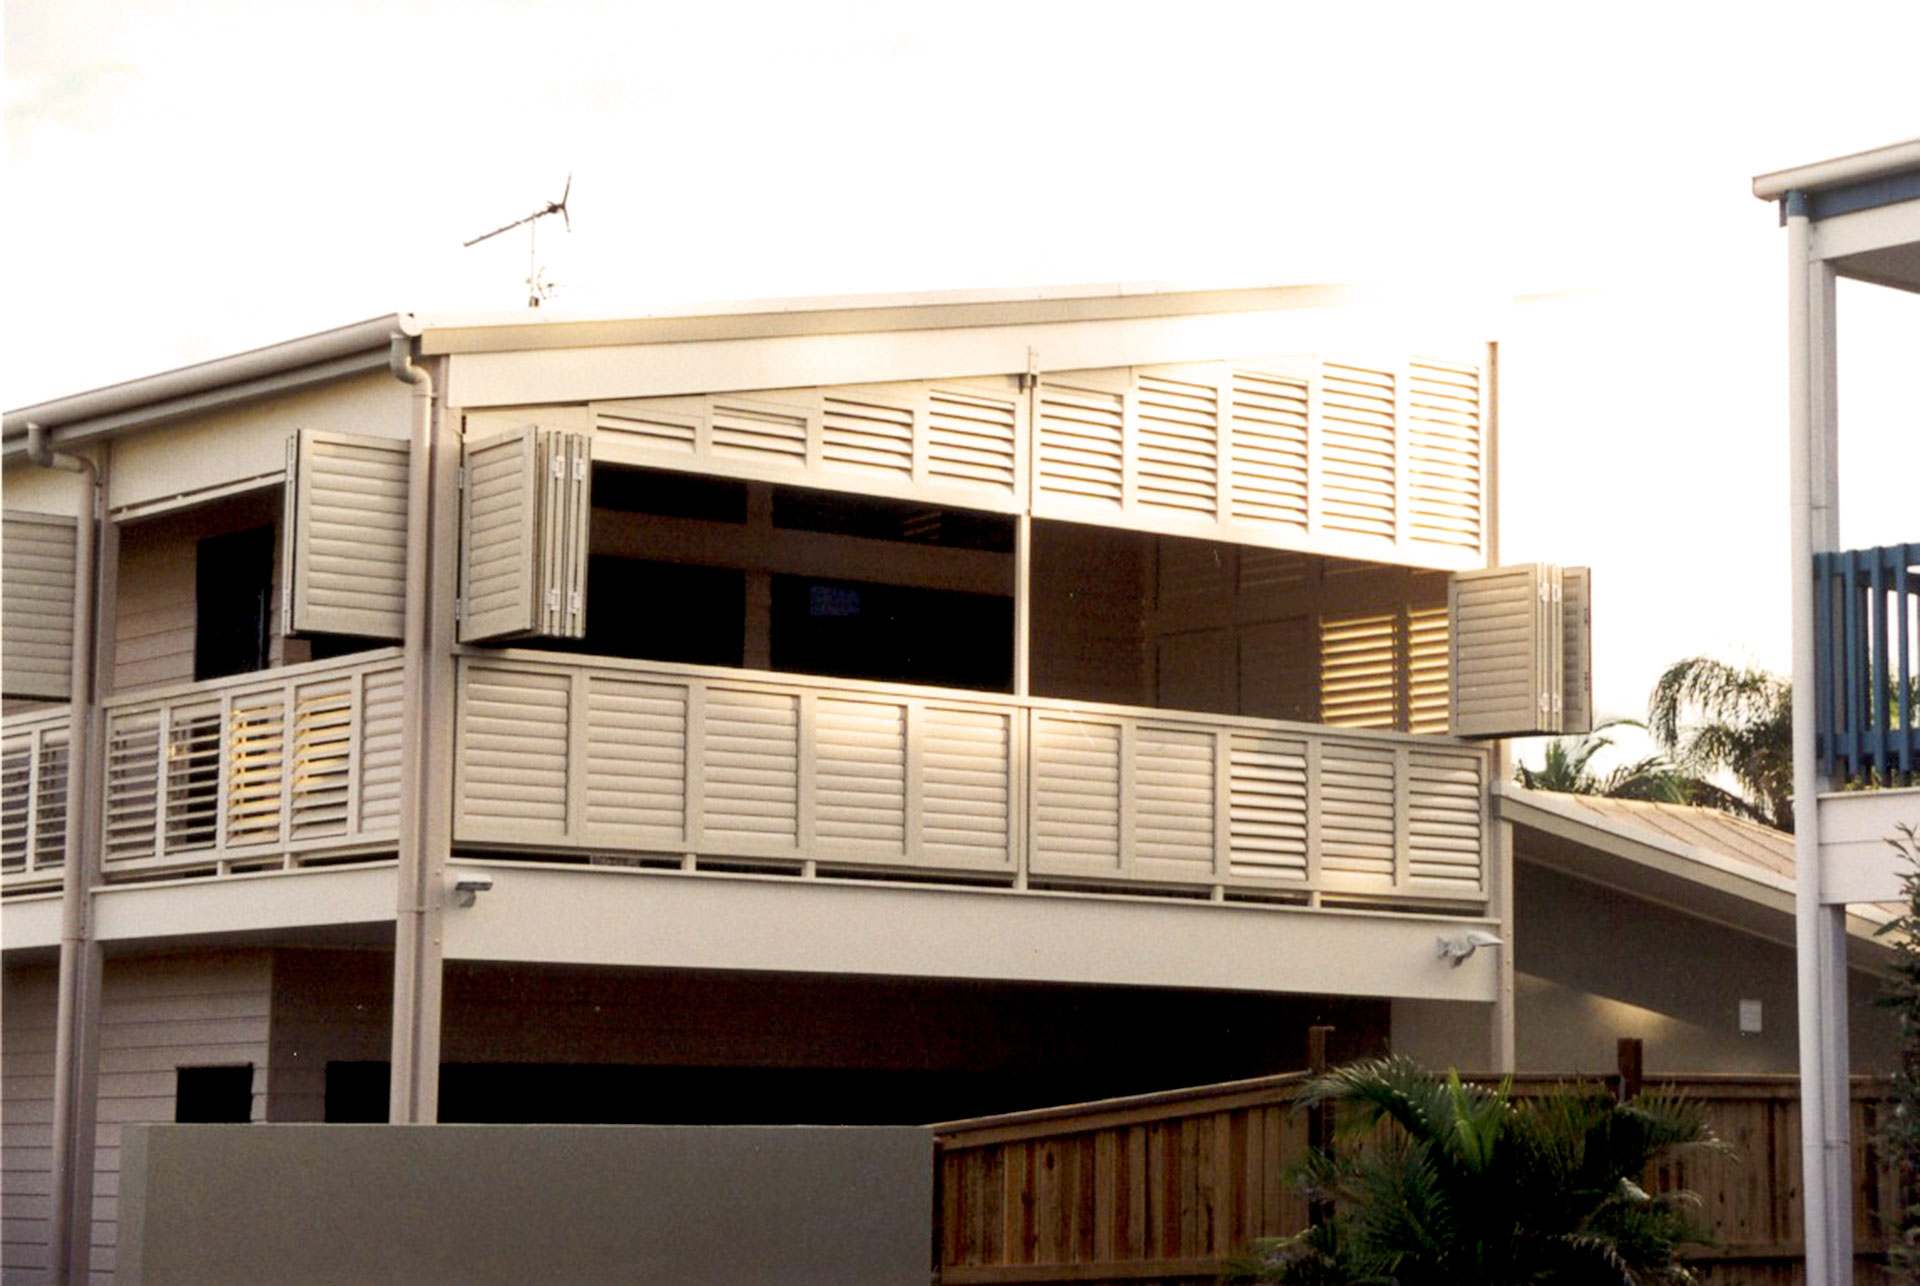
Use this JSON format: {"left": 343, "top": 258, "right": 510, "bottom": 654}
{"left": 1514, "top": 861, "right": 1897, "bottom": 1076}
{"left": 117, "top": 1124, "right": 930, "bottom": 1286}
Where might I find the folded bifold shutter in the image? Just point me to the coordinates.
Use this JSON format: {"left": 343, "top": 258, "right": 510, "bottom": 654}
{"left": 283, "top": 430, "right": 411, "bottom": 639}
{"left": 1560, "top": 567, "right": 1593, "bottom": 735}
{"left": 1449, "top": 563, "right": 1565, "bottom": 738}
{"left": 2, "top": 512, "right": 78, "bottom": 700}
{"left": 458, "top": 426, "right": 590, "bottom": 643}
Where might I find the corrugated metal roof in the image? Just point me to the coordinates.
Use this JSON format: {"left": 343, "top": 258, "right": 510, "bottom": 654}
{"left": 1533, "top": 793, "right": 1796, "bottom": 881}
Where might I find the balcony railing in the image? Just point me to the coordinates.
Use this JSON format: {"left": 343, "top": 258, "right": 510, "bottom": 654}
{"left": 454, "top": 653, "right": 1491, "bottom": 906}
{"left": 1816, "top": 542, "right": 1920, "bottom": 787}
{"left": 1, "top": 707, "right": 71, "bottom": 892}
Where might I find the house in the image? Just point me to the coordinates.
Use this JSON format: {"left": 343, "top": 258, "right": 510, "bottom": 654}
{"left": 1, "top": 283, "right": 1597, "bottom": 1281}
{"left": 1753, "top": 140, "right": 1920, "bottom": 1285}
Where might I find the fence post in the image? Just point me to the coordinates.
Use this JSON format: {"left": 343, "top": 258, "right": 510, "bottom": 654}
{"left": 1308, "top": 1025, "right": 1334, "bottom": 1229}
{"left": 1617, "top": 1037, "right": 1644, "bottom": 1102}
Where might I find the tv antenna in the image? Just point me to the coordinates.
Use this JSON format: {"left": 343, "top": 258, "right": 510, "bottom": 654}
{"left": 464, "top": 174, "right": 572, "bottom": 308}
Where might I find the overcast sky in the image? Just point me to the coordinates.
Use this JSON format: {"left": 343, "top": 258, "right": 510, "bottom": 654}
{"left": 6, "top": 0, "right": 1917, "bottom": 729}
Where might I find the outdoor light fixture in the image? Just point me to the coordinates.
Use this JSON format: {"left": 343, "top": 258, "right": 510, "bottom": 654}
{"left": 1436, "top": 930, "right": 1503, "bottom": 967}
{"left": 452, "top": 873, "right": 495, "bottom": 908}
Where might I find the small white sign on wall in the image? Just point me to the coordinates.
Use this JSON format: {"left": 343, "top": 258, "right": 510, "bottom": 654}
{"left": 1739, "top": 998, "right": 1763, "bottom": 1034}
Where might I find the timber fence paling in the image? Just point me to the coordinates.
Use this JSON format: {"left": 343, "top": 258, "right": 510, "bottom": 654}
{"left": 930, "top": 1066, "right": 1903, "bottom": 1286}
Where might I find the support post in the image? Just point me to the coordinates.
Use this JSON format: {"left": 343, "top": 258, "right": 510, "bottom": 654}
{"left": 1615, "top": 1037, "right": 1643, "bottom": 1103}
{"left": 1306, "top": 1025, "right": 1334, "bottom": 1230}
{"left": 1786, "top": 190, "right": 1852, "bottom": 1286}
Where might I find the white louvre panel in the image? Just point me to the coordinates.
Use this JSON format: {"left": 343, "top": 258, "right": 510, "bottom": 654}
{"left": 1031, "top": 714, "right": 1121, "bottom": 872}
{"left": 1407, "top": 605, "right": 1450, "bottom": 736}
{"left": 1450, "top": 563, "right": 1564, "bottom": 738}
{"left": 822, "top": 395, "right": 915, "bottom": 480}
{"left": 1228, "top": 372, "right": 1311, "bottom": 531}
{"left": 582, "top": 676, "right": 689, "bottom": 846}
{"left": 1134, "top": 374, "right": 1219, "bottom": 517}
{"left": 356, "top": 663, "right": 405, "bottom": 833}
{"left": 814, "top": 698, "right": 907, "bottom": 854}
{"left": 283, "top": 430, "right": 408, "bottom": 639}
{"left": 1317, "top": 362, "right": 1399, "bottom": 542}
{"left": 459, "top": 427, "right": 591, "bottom": 643}
{"left": 1320, "top": 611, "right": 1399, "bottom": 729}
{"left": 1227, "top": 733, "right": 1308, "bottom": 880}
{"left": 164, "top": 702, "right": 222, "bottom": 854}
{"left": 1036, "top": 385, "right": 1127, "bottom": 510}
{"left": 456, "top": 665, "right": 571, "bottom": 841}
{"left": 0, "top": 717, "right": 67, "bottom": 880}
{"left": 1406, "top": 749, "right": 1484, "bottom": 889}
{"left": 225, "top": 691, "right": 288, "bottom": 847}
{"left": 286, "top": 674, "right": 356, "bottom": 842}
{"left": 103, "top": 710, "right": 162, "bottom": 863}
{"left": 711, "top": 399, "right": 809, "bottom": 464}
{"left": 1132, "top": 725, "right": 1215, "bottom": 876}
{"left": 927, "top": 392, "right": 1017, "bottom": 492}
{"left": 2, "top": 511, "right": 77, "bottom": 701}
{"left": 595, "top": 382, "right": 1022, "bottom": 510}
{"left": 1405, "top": 360, "right": 1482, "bottom": 551}
{"left": 1561, "top": 567, "right": 1593, "bottom": 736}
{"left": 700, "top": 686, "right": 801, "bottom": 851}
{"left": 1319, "top": 741, "right": 1396, "bottom": 887}
{"left": 921, "top": 705, "right": 1014, "bottom": 869}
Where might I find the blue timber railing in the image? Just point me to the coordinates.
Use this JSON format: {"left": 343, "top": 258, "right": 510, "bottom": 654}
{"left": 1815, "top": 541, "right": 1920, "bottom": 785}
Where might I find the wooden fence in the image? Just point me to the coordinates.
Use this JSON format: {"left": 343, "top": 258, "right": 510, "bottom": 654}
{"left": 932, "top": 1049, "right": 1905, "bottom": 1285}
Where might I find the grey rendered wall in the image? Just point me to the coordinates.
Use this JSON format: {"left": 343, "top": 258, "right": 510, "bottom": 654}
{"left": 116, "top": 1124, "right": 930, "bottom": 1286}
{"left": 1512, "top": 862, "right": 1896, "bottom": 1076}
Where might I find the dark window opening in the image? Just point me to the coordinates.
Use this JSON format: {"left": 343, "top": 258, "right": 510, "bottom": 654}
{"left": 195, "top": 525, "right": 275, "bottom": 680}
{"left": 324, "top": 1061, "right": 391, "bottom": 1123}
{"left": 594, "top": 468, "right": 747, "bottom": 523}
{"left": 773, "top": 489, "right": 1013, "bottom": 552}
{"left": 771, "top": 576, "right": 1011, "bottom": 692}
{"left": 549, "top": 557, "right": 747, "bottom": 667}
{"left": 175, "top": 1064, "right": 254, "bottom": 1123}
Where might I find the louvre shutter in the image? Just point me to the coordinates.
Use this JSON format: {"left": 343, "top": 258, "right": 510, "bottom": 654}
{"left": 283, "top": 430, "right": 409, "bottom": 639}
{"left": 1449, "top": 563, "right": 1564, "bottom": 738}
{"left": 458, "top": 427, "right": 591, "bottom": 643}
{"left": 1560, "top": 567, "right": 1593, "bottom": 736}
{"left": 2, "top": 512, "right": 78, "bottom": 700}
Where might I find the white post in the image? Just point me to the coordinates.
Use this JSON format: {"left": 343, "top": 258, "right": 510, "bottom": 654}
{"left": 1786, "top": 190, "right": 1852, "bottom": 1286}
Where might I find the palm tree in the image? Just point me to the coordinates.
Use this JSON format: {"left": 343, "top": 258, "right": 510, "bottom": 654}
{"left": 1646, "top": 657, "right": 1794, "bottom": 831}
{"left": 1230, "top": 1058, "right": 1720, "bottom": 1285}
{"left": 1513, "top": 720, "right": 1694, "bottom": 804}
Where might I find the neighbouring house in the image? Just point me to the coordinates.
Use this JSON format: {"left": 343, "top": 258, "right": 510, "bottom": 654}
{"left": 1, "top": 283, "right": 1603, "bottom": 1281}
{"left": 1753, "top": 138, "right": 1920, "bottom": 1284}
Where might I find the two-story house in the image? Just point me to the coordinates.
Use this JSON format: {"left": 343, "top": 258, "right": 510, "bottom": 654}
{"left": 1, "top": 283, "right": 1592, "bottom": 1281}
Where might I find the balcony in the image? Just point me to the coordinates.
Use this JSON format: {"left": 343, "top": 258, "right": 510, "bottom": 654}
{"left": 1813, "top": 542, "right": 1920, "bottom": 904}
{"left": 453, "top": 653, "right": 1492, "bottom": 908}
{"left": 1, "top": 650, "right": 406, "bottom": 895}
{"left": 5, "top": 647, "right": 1492, "bottom": 912}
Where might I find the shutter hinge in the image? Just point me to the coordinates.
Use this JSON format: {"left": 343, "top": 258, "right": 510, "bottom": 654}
{"left": 453, "top": 597, "right": 464, "bottom": 622}
{"left": 572, "top": 456, "right": 587, "bottom": 482}
{"left": 550, "top": 454, "right": 565, "bottom": 479}
{"left": 455, "top": 465, "right": 467, "bottom": 491}
{"left": 569, "top": 590, "right": 583, "bottom": 617}
{"left": 547, "top": 587, "right": 561, "bottom": 614}
{"left": 1020, "top": 347, "right": 1040, "bottom": 393}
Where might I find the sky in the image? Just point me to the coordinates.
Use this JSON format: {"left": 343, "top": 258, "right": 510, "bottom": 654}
{"left": 5, "top": 0, "right": 1917, "bottom": 738}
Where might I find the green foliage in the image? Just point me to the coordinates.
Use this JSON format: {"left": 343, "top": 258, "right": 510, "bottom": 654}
{"left": 1226, "top": 1058, "right": 1722, "bottom": 1286}
{"left": 1646, "top": 656, "right": 1794, "bottom": 832}
{"left": 1513, "top": 720, "right": 1698, "bottom": 805}
{"left": 1875, "top": 823, "right": 1920, "bottom": 1278}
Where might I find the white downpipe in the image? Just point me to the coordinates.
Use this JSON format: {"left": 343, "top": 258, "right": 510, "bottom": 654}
{"left": 388, "top": 335, "right": 443, "bottom": 1124}
{"left": 1786, "top": 194, "right": 1851, "bottom": 1286}
{"left": 27, "top": 422, "right": 102, "bottom": 1284}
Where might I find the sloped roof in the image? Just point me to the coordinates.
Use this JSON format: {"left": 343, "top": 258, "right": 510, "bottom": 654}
{"left": 1500, "top": 786, "right": 1892, "bottom": 965}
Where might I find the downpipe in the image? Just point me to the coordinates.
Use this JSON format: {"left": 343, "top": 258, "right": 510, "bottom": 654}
{"left": 27, "top": 422, "right": 102, "bottom": 1284}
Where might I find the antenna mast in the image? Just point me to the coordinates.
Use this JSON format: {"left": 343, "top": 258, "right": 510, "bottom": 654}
{"left": 463, "top": 175, "right": 572, "bottom": 307}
